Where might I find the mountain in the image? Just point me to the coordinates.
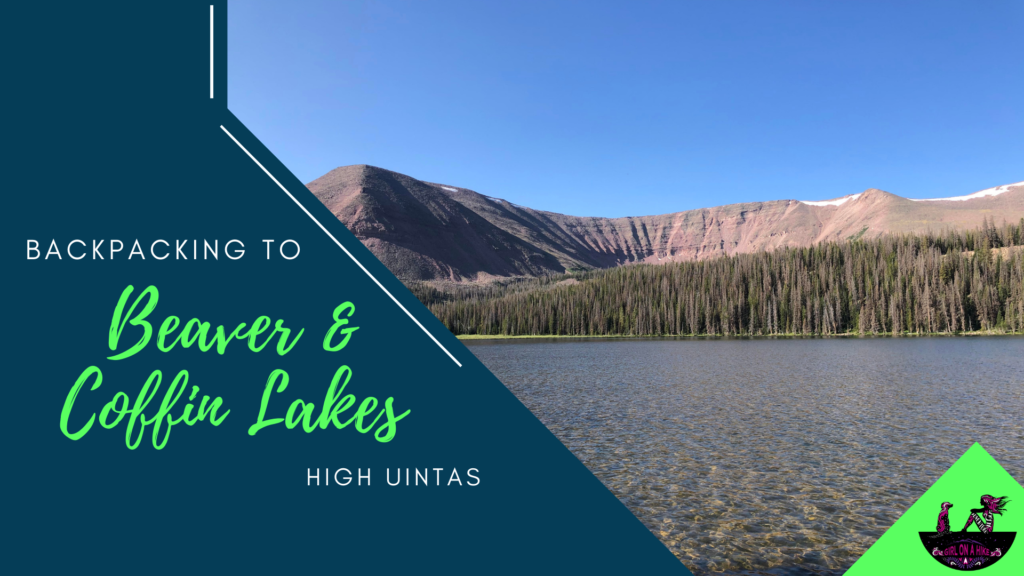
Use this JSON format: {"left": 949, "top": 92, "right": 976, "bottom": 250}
{"left": 307, "top": 164, "right": 1024, "bottom": 283}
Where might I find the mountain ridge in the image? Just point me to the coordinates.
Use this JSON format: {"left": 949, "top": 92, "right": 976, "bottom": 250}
{"left": 307, "top": 164, "right": 1024, "bottom": 282}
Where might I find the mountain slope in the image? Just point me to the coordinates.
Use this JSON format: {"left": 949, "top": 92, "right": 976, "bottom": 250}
{"left": 307, "top": 165, "right": 566, "bottom": 281}
{"left": 307, "top": 165, "right": 1024, "bottom": 282}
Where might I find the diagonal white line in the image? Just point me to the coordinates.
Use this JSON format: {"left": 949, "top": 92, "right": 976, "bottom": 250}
{"left": 220, "top": 125, "right": 462, "bottom": 367}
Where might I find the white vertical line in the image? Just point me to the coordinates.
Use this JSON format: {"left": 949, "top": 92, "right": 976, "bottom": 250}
{"left": 219, "top": 125, "right": 463, "bottom": 368}
{"left": 210, "top": 5, "right": 215, "bottom": 99}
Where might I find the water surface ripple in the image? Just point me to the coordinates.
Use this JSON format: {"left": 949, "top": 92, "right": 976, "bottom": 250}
{"left": 465, "top": 337, "right": 1024, "bottom": 575}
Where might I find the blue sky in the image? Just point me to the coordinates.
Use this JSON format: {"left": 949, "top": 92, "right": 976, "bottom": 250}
{"left": 229, "top": 0, "right": 1022, "bottom": 218}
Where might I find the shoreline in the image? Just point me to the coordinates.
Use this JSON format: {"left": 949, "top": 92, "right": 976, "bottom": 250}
{"left": 456, "top": 331, "right": 1024, "bottom": 341}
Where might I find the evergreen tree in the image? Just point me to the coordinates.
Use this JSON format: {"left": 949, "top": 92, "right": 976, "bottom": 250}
{"left": 409, "top": 221, "right": 1024, "bottom": 337}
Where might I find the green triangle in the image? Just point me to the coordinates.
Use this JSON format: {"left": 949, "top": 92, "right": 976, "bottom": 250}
{"left": 848, "top": 443, "right": 1024, "bottom": 574}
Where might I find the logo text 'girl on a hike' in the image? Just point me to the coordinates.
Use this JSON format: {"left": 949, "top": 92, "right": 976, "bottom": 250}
{"left": 919, "top": 495, "right": 1015, "bottom": 571}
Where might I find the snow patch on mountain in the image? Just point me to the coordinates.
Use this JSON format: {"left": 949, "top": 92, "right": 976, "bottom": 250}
{"left": 911, "top": 181, "right": 1023, "bottom": 202}
{"left": 799, "top": 194, "right": 862, "bottom": 207}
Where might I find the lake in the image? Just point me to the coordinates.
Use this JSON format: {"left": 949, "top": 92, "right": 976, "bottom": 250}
{"left": 464, "top": 337, "right": 1024, "bottom": 576}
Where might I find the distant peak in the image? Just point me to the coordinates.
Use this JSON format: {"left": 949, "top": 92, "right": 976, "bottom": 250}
{"left": 307, "top": 164, "right": 409, "bottom": 187}
{"left": 326, "top": 164, "right": 397, "bottom": 176}
{"left": 858, "top": 188, "right": 903, "bottom": 200}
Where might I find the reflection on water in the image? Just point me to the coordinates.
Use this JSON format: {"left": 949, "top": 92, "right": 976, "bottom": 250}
{"left": 465, "top": 337, "right": 1024, "bottom": 575}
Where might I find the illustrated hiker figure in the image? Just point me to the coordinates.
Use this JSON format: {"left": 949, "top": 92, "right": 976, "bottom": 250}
{"left": 935, "top": 502, "right": 953, "bottom": 535}
{"left": 961, "top": 495, "right": 1009, "bottom": 534}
